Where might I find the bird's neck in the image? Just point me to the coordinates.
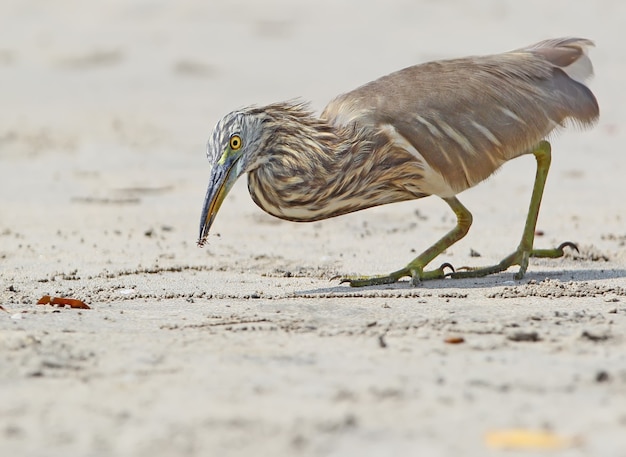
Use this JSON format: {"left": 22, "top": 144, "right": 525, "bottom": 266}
{"left": 247, "top": 110, "right": 420, "bottom": 222}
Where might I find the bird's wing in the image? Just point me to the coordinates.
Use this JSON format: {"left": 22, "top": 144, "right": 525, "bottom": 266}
{"left": 321, "top": 38, "right": 599, "bottom": 194}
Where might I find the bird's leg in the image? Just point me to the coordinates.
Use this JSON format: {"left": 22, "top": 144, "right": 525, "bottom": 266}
{"left": 449, "top": 140, "right": 577, "bottom": 280}
{"left": 341, "top": 196, "right": 473, "bottom": 287}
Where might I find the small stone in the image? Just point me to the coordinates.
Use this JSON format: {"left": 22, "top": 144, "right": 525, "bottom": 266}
{"left": 595, "top": 371, "right": 610, "bottom": 383}
{"left": 507, "top": 331, "right": 540, "bottom": 342}
{"left": 581, "top": 330, "right": 610, "bottom": 342}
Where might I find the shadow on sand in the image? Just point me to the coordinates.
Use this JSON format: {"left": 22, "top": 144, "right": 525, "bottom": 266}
{"left": 294, "top": 268, "right": 626, "bottom": 296}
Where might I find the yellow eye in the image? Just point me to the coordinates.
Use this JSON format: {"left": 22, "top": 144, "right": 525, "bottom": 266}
{"left": 229, "top": 135, "right": 242, "bottom": 150}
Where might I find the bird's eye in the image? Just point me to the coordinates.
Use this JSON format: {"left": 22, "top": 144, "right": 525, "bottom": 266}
{"left": 229, "top": 135, "right": 242, "bottom": 150}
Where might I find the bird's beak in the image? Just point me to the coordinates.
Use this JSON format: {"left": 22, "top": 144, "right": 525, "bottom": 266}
{"left": 197, "top": 160, "right": 240, "bottom": 247}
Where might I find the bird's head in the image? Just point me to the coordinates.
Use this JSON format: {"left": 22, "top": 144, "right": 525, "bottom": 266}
{"left": 197, "top": 108, "right": 267, "bottom": 246}
{"left": 197, "top": 102, "right": 326, "bottom": 246}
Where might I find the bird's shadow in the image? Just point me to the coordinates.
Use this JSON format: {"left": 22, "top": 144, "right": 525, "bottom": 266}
{"left": 295, "top": 268, "right": 626, "bottom": 295}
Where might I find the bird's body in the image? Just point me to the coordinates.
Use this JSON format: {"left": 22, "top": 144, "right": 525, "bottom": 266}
{"left": 198, "top": 38, "right": 599, "bottom": 286}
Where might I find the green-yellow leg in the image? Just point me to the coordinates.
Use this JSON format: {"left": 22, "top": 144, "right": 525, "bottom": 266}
{"left": 449, "top": 140, "right": 577, "bottom": 280}
{"left": 341, "top": 196, "right": 473, "bottom": 287}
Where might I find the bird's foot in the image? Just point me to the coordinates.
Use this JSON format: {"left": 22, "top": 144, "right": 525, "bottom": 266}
{"left": 339, "top": 263, "right": 453, "bottom": 287}
{"left": 530, "top": 241, "right": 578, "bottom": 259}
{"left": 448, "top": 242, "right": 578, "bottom": 280}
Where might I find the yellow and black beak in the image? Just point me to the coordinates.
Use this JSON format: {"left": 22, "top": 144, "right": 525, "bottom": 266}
{"left": 197, "top": 159, "right": 240, "bottom": 247}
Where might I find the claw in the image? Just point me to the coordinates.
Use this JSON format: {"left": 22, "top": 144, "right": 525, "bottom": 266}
{"left": 557, "top": 241, "right": 579, "bottom": 253}
{"left": 442, "top": 263, "right": 458, "bottom": 277}
{"left": 440, "top": 262, "right": 455, "bottom": 273}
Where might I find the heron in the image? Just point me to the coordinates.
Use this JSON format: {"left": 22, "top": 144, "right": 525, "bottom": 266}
{"left": 197, "top": 37, "right": 599, "bottom": 287}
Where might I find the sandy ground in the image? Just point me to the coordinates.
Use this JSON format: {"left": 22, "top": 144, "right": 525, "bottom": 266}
{"left": 1, "top": 1, "right": 626, "bottom": 456}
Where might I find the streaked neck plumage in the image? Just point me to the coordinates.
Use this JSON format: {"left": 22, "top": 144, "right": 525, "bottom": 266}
{"left": 245, "top": 103, "right": 425, "bottom": 222}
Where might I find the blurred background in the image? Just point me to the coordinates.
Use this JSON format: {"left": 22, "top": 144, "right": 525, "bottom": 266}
{"left": 2, "top": 0, "right": 622, "bottom": 135}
